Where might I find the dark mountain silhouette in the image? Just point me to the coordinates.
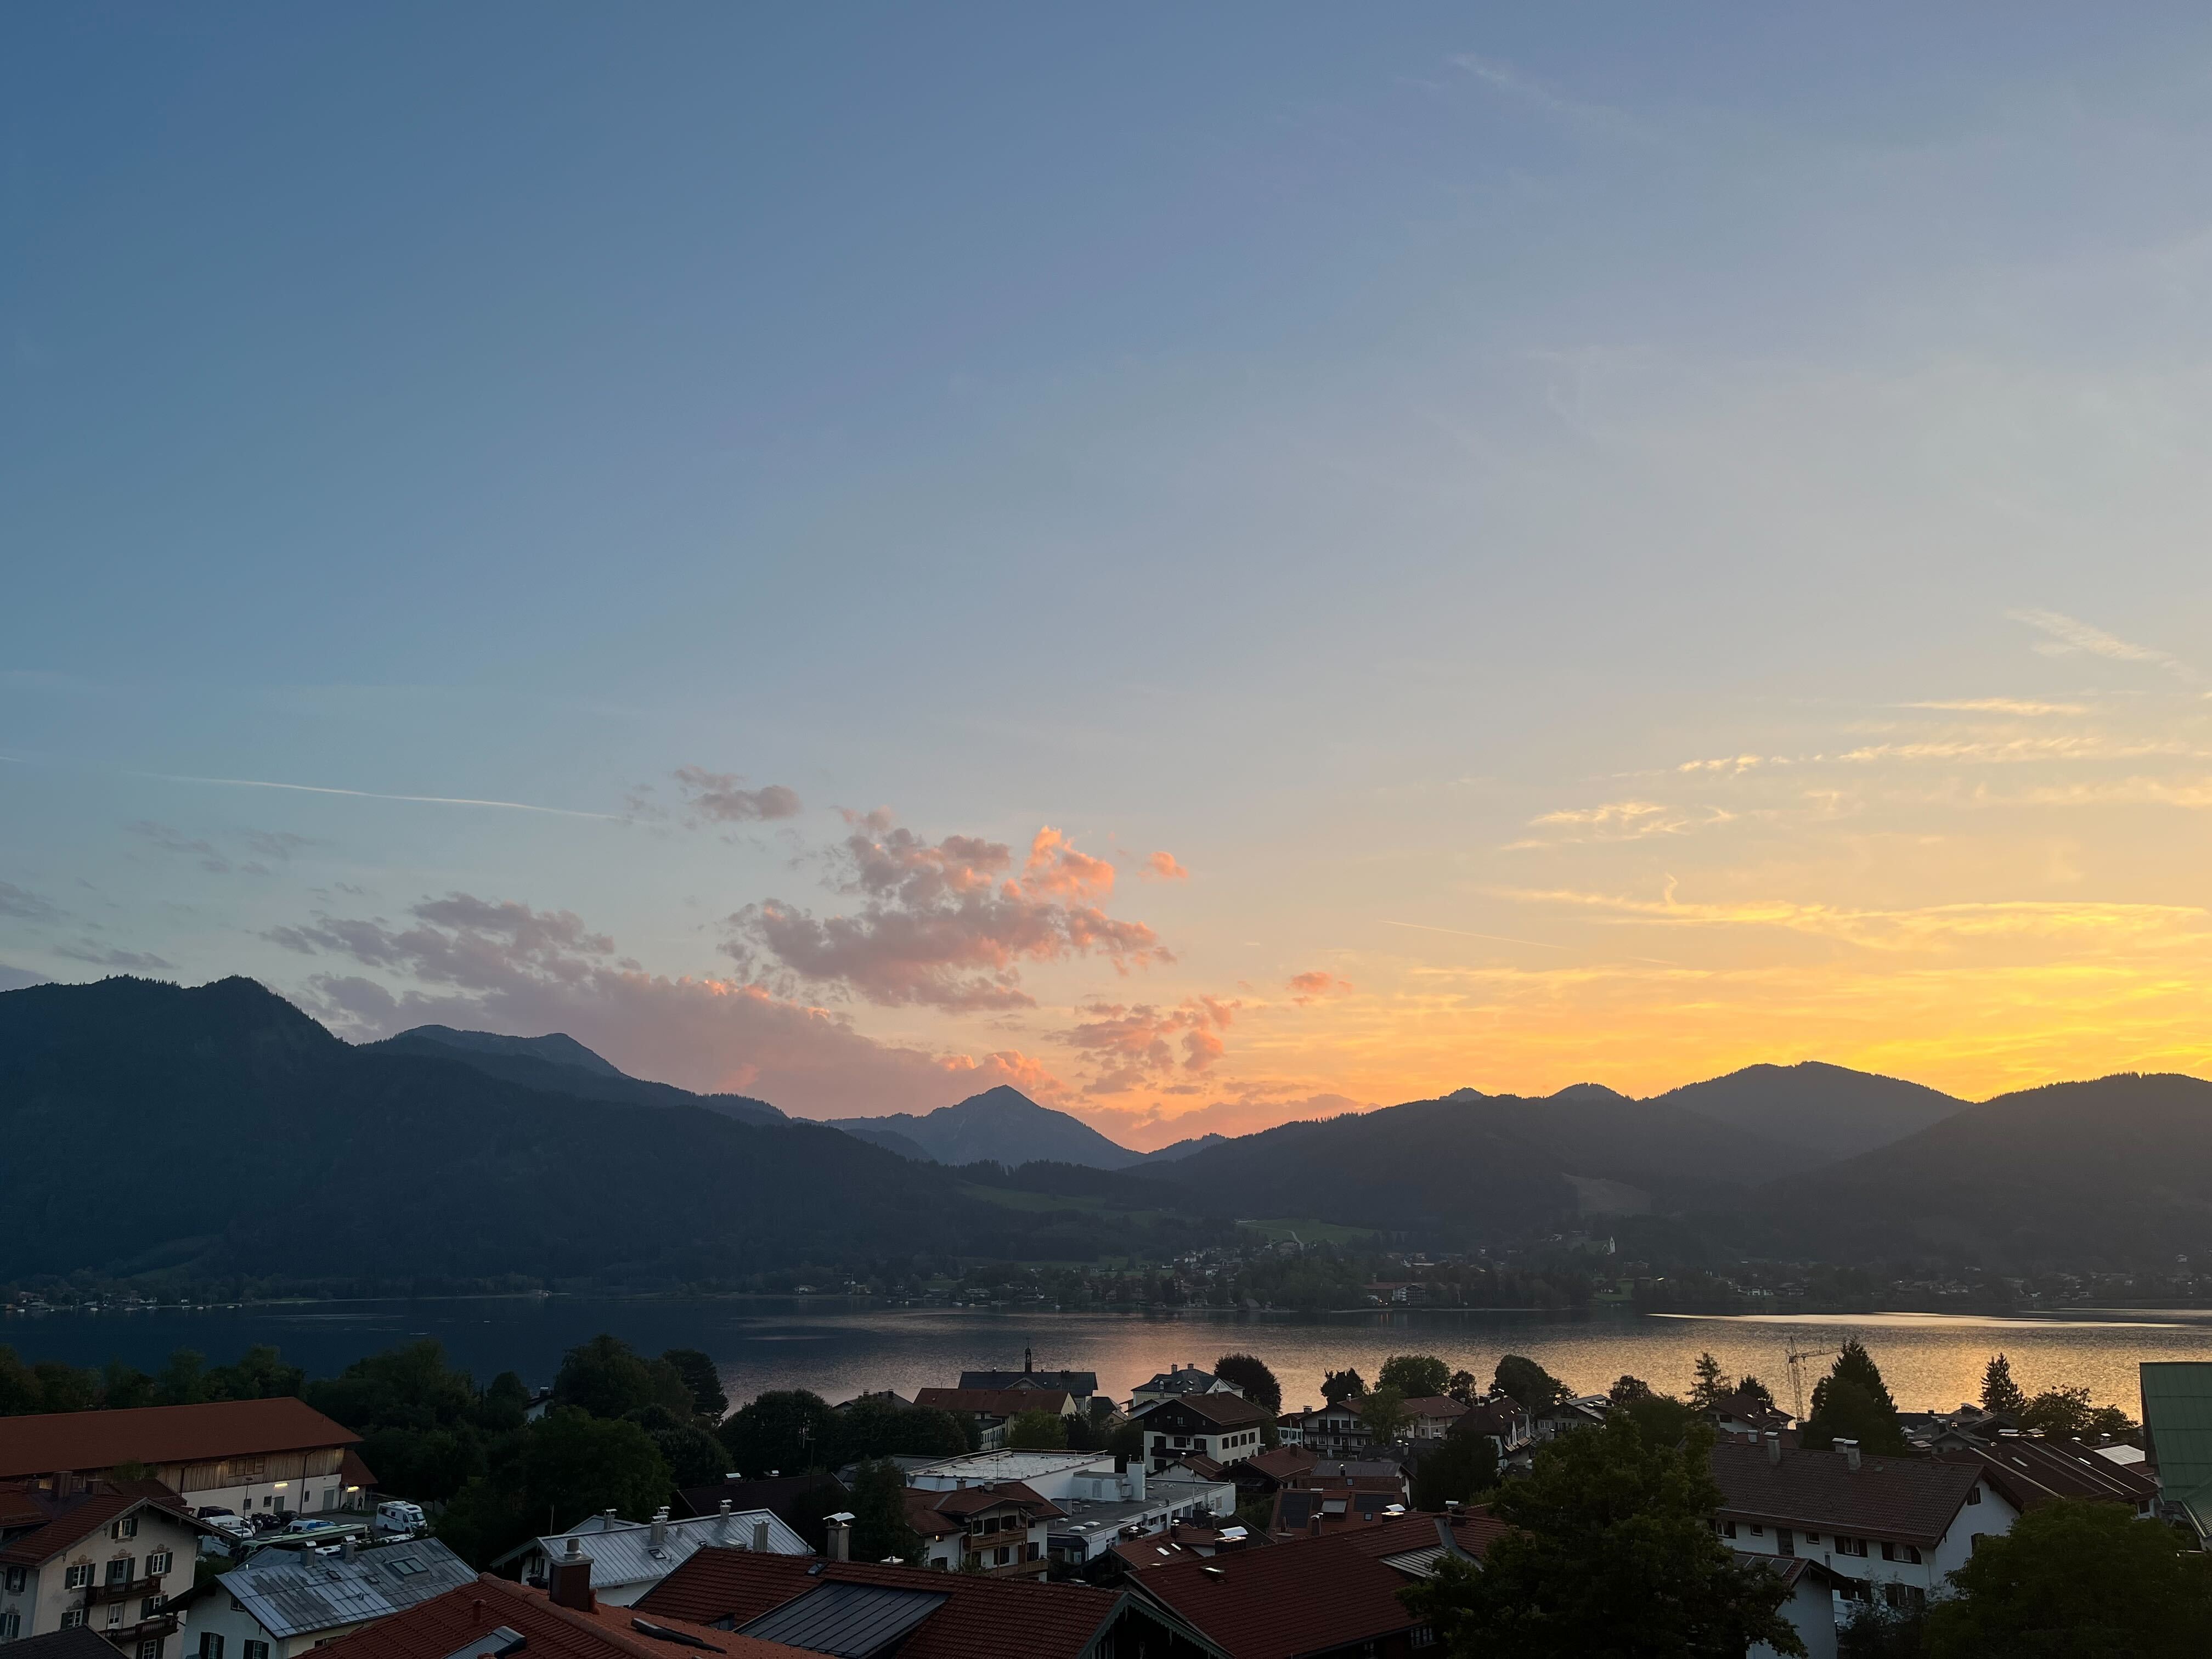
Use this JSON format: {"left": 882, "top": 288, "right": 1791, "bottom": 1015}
{"left": 0, "top": 978, "right": 1218, "bottom": 1287}
{"left": 821, "top": 1086, "right": 1144, "bottom": 1170}
{"left": 366, "top": 1024, "right": 786, "bottom": 1126}
{"left": 1650, "top": 1061, "right": 1967, "bottom": 1163}
{"left": 1138, "top": 1132, "right": 1228, "bottom": 1164}
{"left": 1729, "top": 1073, "right": 2212, "bottom": 1269}
{"left": 1145, "top": 1091, "right": 1818, "bottom": 1243}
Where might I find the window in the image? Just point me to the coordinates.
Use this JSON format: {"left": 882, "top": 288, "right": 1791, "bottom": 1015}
{"left": 200, "top": 1633, "right": 226, "bottom": 1659}
{"left": 108, "top": 1602, "right": 124, "bottom": 1629}
{"left": 1804, "top": 1533, "right": 1819, "bottom": 1544}
{"left": 145, "top": 1553, "right": 172, "bottom": 1578}
{"left": 112, "top": 1517, "right": 138, "bottom": 1542}
{"left": 1835, "top": 1536, "right": 1869, "bottom": 1558}
{"left": 66, "top": 1564, "right": 95, "bottom": 1591}
{"left": 63, "top": 1612, "right": 87, "bottom": 1630}
{"left": 1715, "top": 1520, "right": 1737, "bottom": 1539}
{"left": 139, "top": 1641, "right": 162, "bottom": 1659}
{"left": 1777, "top": 1528, "right": 1795, "bottom": 1557}
{"left": 1411, "top": 1626, "right": 1437, "bottom": 1650}
{"left": 108, "top": 1559, "right": 136, "bottom": 1587}
{"left": 1, "top": 1613, "right": 20, "bottom": 1641}
{"left": 245, "top": 1643, "right": 270, "bottom": 1659}
{"left": 1966, "top": 1487, "right": 1982, "bottom": 1505}
{"left": 142, "top": 1598, "right": 163, "bottom": 1620}
{"left": 1904, "top": 1544, "right": 1922, "bottom": 1565}
{"left": 1881, "top": 1541, "right": 1896, "bottom": 1561}
{"left": 4, "top": 1566, "right": 23, "bottom": 1593}
{"left": 385, "top": 1559, "right": 424, "bottom": 1578}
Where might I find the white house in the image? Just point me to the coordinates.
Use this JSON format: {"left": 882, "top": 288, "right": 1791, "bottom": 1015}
{"left": 501, "top": 1505, "right": 808, "bottom": 1606}
{"left": 183, "top": 1537, "right": 473, "bottom": 1659}
{"left": 1130, "top": 1394, "right": 1269, "bottom": 1472}
{"left": 900, "top": 1481, "right": 1062, "bottom": 1578}
{"left": 0, "top": 1483, "right": 207, "bottom": 1659}
{"left": 1711, "top": 1436, "right": 2023, "bottom": 1613}
{"left": 1127, "top": 1366, "right": 1244, "bottom": 1410}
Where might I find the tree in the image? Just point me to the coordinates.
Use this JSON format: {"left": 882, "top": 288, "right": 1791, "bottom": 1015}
{"left": 1734, "top": 1374, "right": 1775, "bottom": 1412}
{"left": 1379, "top": 1355, "right": 1454, "bottom": 1400}
{"left": 719, "top": 1389, "right": 837, "bottom": 1475}
{"left": 209, "top": 1345, "right": 304, "bottom": 1400}
{"left": 1214, "top": 1353, "right": 1282, "bottom": 1414}
{"left": 1006, "top": 1409, "right": 1069, "bottom": 1451}
{"left": 1492, "top": 1355, "right": 1568, "bottom": 1411}
{"left": 831, "top": 1398, "right": 972, "bottom": 1464}
{"left": 1690, "top": 1352, "right": 1728, "bottom": 1412}
{"left": 1617, "top": 1393, "right": 1700, "bottom": 1449}
{"left": 554, "top": 1335, "right": 692, "bottom": 1420}
{"left": 155, "top": 1349, "right": 208, "bottom": 1406}
{"left": 101, "top": 1362, "right": 158, "bottom": 1409}
{"left": 437, "top": 1408, "right": 671, "bottom": 1567}
{"left": 1608, "top": 1375, "right": 1654, "bottom": 1408}
{"left": 1927, "top": 1498, "right": 2212, "bottom": 1658}
{"left": 1805, "top": 1342, "right": 1905, "bottom": 1456}
{"left": 1402, "top": 1415, "right": 1801, "bottom": 1659}
{"left": 1107, "top": 1419, "right": 1146, "bottom": 1464}
{"left": 660, "top": 1348, "right": 727, "bottom": 1421}
{"left": 1979, "top": 1353, "right": 2026, "bottom": 1417}
{"left": 848, "top": 1460, "right": 922, "bottom": 1565}
{"left": 1412, "top": 1427, "right": 1497, "bottom": 1510}
{"left": 32, "top": 1361, "right": 98, "bottom": 1413}
{"left": 1447, "top": 1369, "right": 1480, "bottom": 1406}
{"left": 1361, "top": 1385, "right": 1413, "bottom": 1445}
{"left": 624, "top": 1403, "right": 731, "bottom": 1487}
{"left": 1322, "top": 1368, "right": 1367, "bottom": 1405}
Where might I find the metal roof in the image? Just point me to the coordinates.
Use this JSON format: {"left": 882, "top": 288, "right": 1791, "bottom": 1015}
{"left": 2142, "top": 1361, "right": 2212, "bottom": 1540}
{"left": 227, "top": 1539, "right": 476, "bottom": 1639}
{"left": 531, "top": 1511, "right": 808, "bottom": 1589}
{"left": 735, "top": 1582, "right": 947, "bottom": 1658}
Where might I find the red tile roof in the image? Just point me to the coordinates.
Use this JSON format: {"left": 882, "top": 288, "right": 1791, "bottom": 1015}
{"left": 0, "top": 1398, "right": 359, "bottom": 1479}
{"left": 1240, "top": 1448, "right": 1316, "bottom": 1485}
{"left": 1709, "top": 1442, "right": 1991, "bottom": 1548}
{"left": 912, "top": 1389, "right": 1070, "bottom": 1418}
{"left": 314, "top": 1572, "right": 805, "bottom": 1659}
{"left": 912, "top": 1479, "right": 1063, "bottom": 1521}
{"left": 0, "top": 1486, "right": 200, "bottom": 1568}
{"left": 1124, "top": 1512, "right": 1505, "bottom": 1659}
{"left": 1939, "top": 1436, "right": 2159, "bottom": 1509}
{"left": 1135, "top": 1392, "right": 1268, "bottom": 1429}
{"left": 635, "top": 1545, "right": 1124, "bottom": 1659}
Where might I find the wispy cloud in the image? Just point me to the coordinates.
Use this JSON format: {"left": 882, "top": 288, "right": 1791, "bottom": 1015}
{"left": 1286, "top": 970, "right": 1352, "bottom": 1006}
{"left": 1138, "top": 851, "right": 1189, "bottom": 881}
{"left": 55, "top": 941, "right": 175, "bottom": 970}
{"left": 1904, "top": 698, "right": 2089, "bottom": 716}
{"left": 0, "top": 881, "right": 64, "bottom": 923}
{"left": 2007, "top": 609, "right": 2196, "bottom": 682}
{"left": 1380, "top": 918, "right": 1572, "bottom": 952}
{"left": 1448, "top": 53, "right": 1648, "bottom": 138}
{"left": 670, "top": 767, "right": 803, "bottom": 826}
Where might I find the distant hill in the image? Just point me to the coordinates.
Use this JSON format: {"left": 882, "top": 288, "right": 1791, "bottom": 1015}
{"left": 822, "top": 1086, "right": 1145, "bottom": 1170}
{"left": 1728, "top": 1073, "right": 2212, "bottom": 1269}
{"left": 0, "top": 978, "right": 1222, "bottom": 1288}
{"left": 1138, "top": 1133, "right": 1227, "bottom": 1165}
{"left": 367, "top": 1024, "right": 786, "bottom": 1127}
{"left": 1651, "top": 1062, "right": 1968, "bottom": 1163}
{"left": 1145, "top": 1091, "right": 1818, "bottom": 1244}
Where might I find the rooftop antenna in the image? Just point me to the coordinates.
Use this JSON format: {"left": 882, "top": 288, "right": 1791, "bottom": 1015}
{"left": 1784, "top": 1344, "right": 1836, "bottom": 1424}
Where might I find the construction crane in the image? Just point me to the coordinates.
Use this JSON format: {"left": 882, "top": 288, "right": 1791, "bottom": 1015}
{"left": 1784, "top": 1344, "right": 1836, "bottom": 1424}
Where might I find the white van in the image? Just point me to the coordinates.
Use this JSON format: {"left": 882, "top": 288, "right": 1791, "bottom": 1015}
{"left": 374, "top": 1501, "right": 427, "bottom": 1537}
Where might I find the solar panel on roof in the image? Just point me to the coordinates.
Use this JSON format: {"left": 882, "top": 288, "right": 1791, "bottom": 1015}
{"left": 735, "top": 1582, "right": 947, "bottom": 1659}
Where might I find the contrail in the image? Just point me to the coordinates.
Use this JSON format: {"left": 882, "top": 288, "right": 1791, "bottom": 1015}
{"left": 136, "top": 771, "right": 623, "bottom": 821}
{"left": 1380, "top": 919, "right": 1572, "bottom": 951}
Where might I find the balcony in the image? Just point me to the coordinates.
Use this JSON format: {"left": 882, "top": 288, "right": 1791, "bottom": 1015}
{"left": 100, "top": 1612, "right": 180, "bottom": 1649}
{"left": 86, "top": 1575, "right": 168, "bottom": 1604}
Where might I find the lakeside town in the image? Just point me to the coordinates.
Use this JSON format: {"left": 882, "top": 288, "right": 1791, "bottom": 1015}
{"left": 2, "top": 1331, "right": 2204, "bottom": 1659}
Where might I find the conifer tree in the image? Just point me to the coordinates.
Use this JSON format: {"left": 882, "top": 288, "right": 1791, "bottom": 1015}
{"left": 1804, "top": 1340, "right": 1905, "bottom": 1455}
{"left": 1980, "top": 1353, "right": 2027, "bottom": 1417}
{"left": 1690, "top": 1351, "right": 1728, "bottom": 1411}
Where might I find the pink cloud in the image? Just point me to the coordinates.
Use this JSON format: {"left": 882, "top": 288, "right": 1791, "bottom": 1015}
{"left": 1080, "top": 1087, "right": 1376, "bottom": 1150}
{"left": 725, "top": 817, "right": 1168, "bottom": 1011}
{"left": 1139, "top": 851, "right": 1189, "bottom": 881}
{"left": 269, "top": 893, "right": 1066, "bottom": 1118}
{"left": 672, "top": 768, "right": 803, "bottom": 825}
{"left": 1286, "top": 970, "right": 1353, "bottom": 1006}
{"left": 1055, "top": 996, "right": 1241, "bottom": 1094}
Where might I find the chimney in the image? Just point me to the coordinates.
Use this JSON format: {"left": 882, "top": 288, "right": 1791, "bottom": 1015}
{"left": 1837, "top": 1438, "right": 1861, "bottom": 1471}
{"left": 550, "top": 1538, "right": 595, "bottom": 1613}
{"left": 650, "top": 1508, "right": 669, "bottom": 1549}
{"left": 752, "top": 1520, "right": 770, "bottom": 1553}
{"left": 714, "top": 1500, "right": 732, "bottom": 1539}
{"left": 1308, "top": 1511, "right": 1322, "bottom": 1537}
{"left": 1024, "top": 1346, "right": 1033, "bottom": 1375}
{"left": 338, "top": 1536, "right": 356, "bottom": 1563}
{"left": 724, "top": 1471, "right": 741, "bottom": 1482}
{"left": 1764, "top": 1432, "right": 1781, "bottom": 1466}
{"left": 825, "top": 1513, "right": 854, "bottom": 1562}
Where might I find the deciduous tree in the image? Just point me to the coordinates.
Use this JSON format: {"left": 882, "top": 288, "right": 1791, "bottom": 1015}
{"left": 1492, "top": 1355, "right": 1569, "bottom": 1410}
{"left": 1214, "top": 1353, "right": 1282, "bottom": 1413}
{"left": 1379, "top": 1355, "right": 1454, "bottom": 1399}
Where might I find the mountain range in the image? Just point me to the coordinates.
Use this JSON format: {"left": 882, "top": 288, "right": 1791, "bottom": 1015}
{"left": 5, "top": 974, "right": 2199, "bottom": 1286}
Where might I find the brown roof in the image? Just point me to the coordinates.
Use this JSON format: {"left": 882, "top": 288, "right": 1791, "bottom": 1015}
{"left": 1268, "top": 1487, "right": 1404, "bottom": 1536}
{"left": 0, "top": 1486, "right": 201, "bottom": 1568}
{"left": 906, "top": 1479, "right": 1065, "bottom": 1533}
{"left": 1240, "top": 1448, "right": 1316, "bottom": 1485}
{"left": 1939, "top": 1435, "right": 2159, "bottom": 1509}
{"left": 314, "top": 1572, "right": 804, "bottom": 1659}
{"left": 1712, "top": 1392, "right": 1791, "bottom": 1430}
{"left": 0, "top": 1398, "right": 359, "bottom": 1479}
{"left": 912, "top": 1389, "right": 1070, "bottom": 1418}
{"left": 636, "top": 1545, "right": 1124, "bottom": 1659}
{"left": 1125, "top": 1511, "right": 1505, "bottom": 1659}
{"left": 340, "top": 1449, "right": 380, "bottom": 1491}
{"left": 1136, "top": 1392, "right": 1268, "bottom": 1430}
{"left": 1709, "top": 1442, "right": 1993, "bottom": 1548}
{"left": 1395, "top": 1397, "right": 1468, "bottom": 1420}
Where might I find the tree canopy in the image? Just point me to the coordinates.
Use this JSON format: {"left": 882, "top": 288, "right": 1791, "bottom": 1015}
{"left": 437, "top": 1408, "right": 672, "bottom": 1567}
{"left": 1214, "top": 1353, "right": 1282, "bottom": 1413}
{"left": 1804, "top": 1341, "right": 1906, "bottom": 1455}
{"left": 1378, "top": 1355, "right": 1454, "bottom": 1399}
{"left": 1361, "top": 1384, "right": 1413, "bottom": 1444}
{"left": 1979, "top": 1353, "right": 2026, "bottom": 1417}
{"left": 1928, "top": 1498, "right": 2212, "bottom": 1658}
{"left": 720, "top": 1389, "right": 838, "bottom": 1475}
{"left": 1493, "top": 1355, "right": 1570, "bottom": 1410}
{"left": 1322, "top": 1367, "right": 1367, "bottom": 1404}
{"left": 553, "top": 1335, "right": 693, "bottom": 1421}
{"left": 1402, "top": 1415, "right": 1801, "bottom": 1659}
{"left": 1006, "top": 1409, "right": 1069, "bottom": 1450}
{"left": 848, "top": 1460, "right": 923, "bottom": 1566}
{"left": 1411, "top": 1426, "right": 1497, "bottom": 1510}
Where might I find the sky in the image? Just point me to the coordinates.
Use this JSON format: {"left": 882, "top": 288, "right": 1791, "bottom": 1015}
{"left": 8, "top": 5, "right": 2212, "bottom": 1148}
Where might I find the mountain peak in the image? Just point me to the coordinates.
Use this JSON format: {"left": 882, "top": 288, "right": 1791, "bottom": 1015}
{"left": 1551, "top": 1082, "right": 1632, "bottom": 1103}
{"left": 824, "top": 1088, "right": 1142, "bottom": 1169}
{"left": 390, "top": 1024, "right": 627, "bottom": 1079}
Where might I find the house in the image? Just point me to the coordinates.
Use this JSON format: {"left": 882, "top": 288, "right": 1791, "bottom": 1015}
{"left": 1709, "top": 1391, "right": 1792, "bottom": 1440}
{"left": 1454, "top": 1400, "right": 1533, "bottom": 1459}
{"left": 910, "top": 1390, "right": 1074, "bottom": 1452}
{"left": 1751, "top": 1558, "right": 1852, "bottom": 1659}
{"left": 901, "top": 1482, "right": 1062, "bottom": 1577}
{"left": 179, "top": 1537, "right": 475, "bottom": 1659}
{"left": 1130, "top": 1396, "right": 1269, "bottom": 1473}
{"left": 1394, "top": 1399, "right": 1467, "bottom": 1442}
{"left": 903, "top": 1449, "right": 1119, "bottom": 1505}
{"left": 1039, "top": 1461, "right": 1237, "bottom": 1571}
{"left": 0, "top": 1402, "right": 365, "bottom": 1522}
{"left": 1119, "top": 1509, "right": 1507, "bottom": 1659}
{"left": 1531, "top": 1395, "right": 1610, "bottom": 1441}
{"left": 2141, "top": 1361, "right": 2212, "bottom": 1544}
{"left": 957, "top": 1353, "right": 1100, "bottom": 1414}
{"left": 501, "top": 1508, "right": 809, "bottom": 1606}
{"left": 2, "top": 1627, "right": 131, "bottom": 1659}
{"left": 1927, "top": 1424, "right": 2159, "bottom": 1518}
{"left": 1709, "top": 1436, "right": 2022, "bottom": 1611}
{"left": 671, "top": 1476, "right": 846, "bottom": 1545}
{"left": 634, "top": 1544, "right": 1199, "bottom": 1659}
{"left": 0, "top": 1478, "right": 209, "bottom": 1659}
{"left": 1222, "top": 1448, "right": 1312, "bottom": 1508}
{"left": 309, "top": 1566, "right": 808, "bottom": 1659}
{"left": 1105, "top": 1523, "right": 1250, "bottom": 1576}
{"left": 1127, "top": 1367, "right": 1243, "bottom": 1410}
{"left": 1265, "top": 1487, "right": 1407, "bottom": 1539}
{"left": 1278, "top": 1402, "right": 1368, "bottom": 1458}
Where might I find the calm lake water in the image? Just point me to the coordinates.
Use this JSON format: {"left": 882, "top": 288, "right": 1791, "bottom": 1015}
{"left": 10, "top": 1299, "right": 2212, "bottom": 1415}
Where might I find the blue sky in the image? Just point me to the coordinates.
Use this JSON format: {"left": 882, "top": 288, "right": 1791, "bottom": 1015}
{"left": 8, "top": 6, "right": 2212, "bottom": 1142}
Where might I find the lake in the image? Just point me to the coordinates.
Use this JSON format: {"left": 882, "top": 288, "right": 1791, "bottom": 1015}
{"left": 10, "top": 1298, "right": 2212, "bottom": 1416}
